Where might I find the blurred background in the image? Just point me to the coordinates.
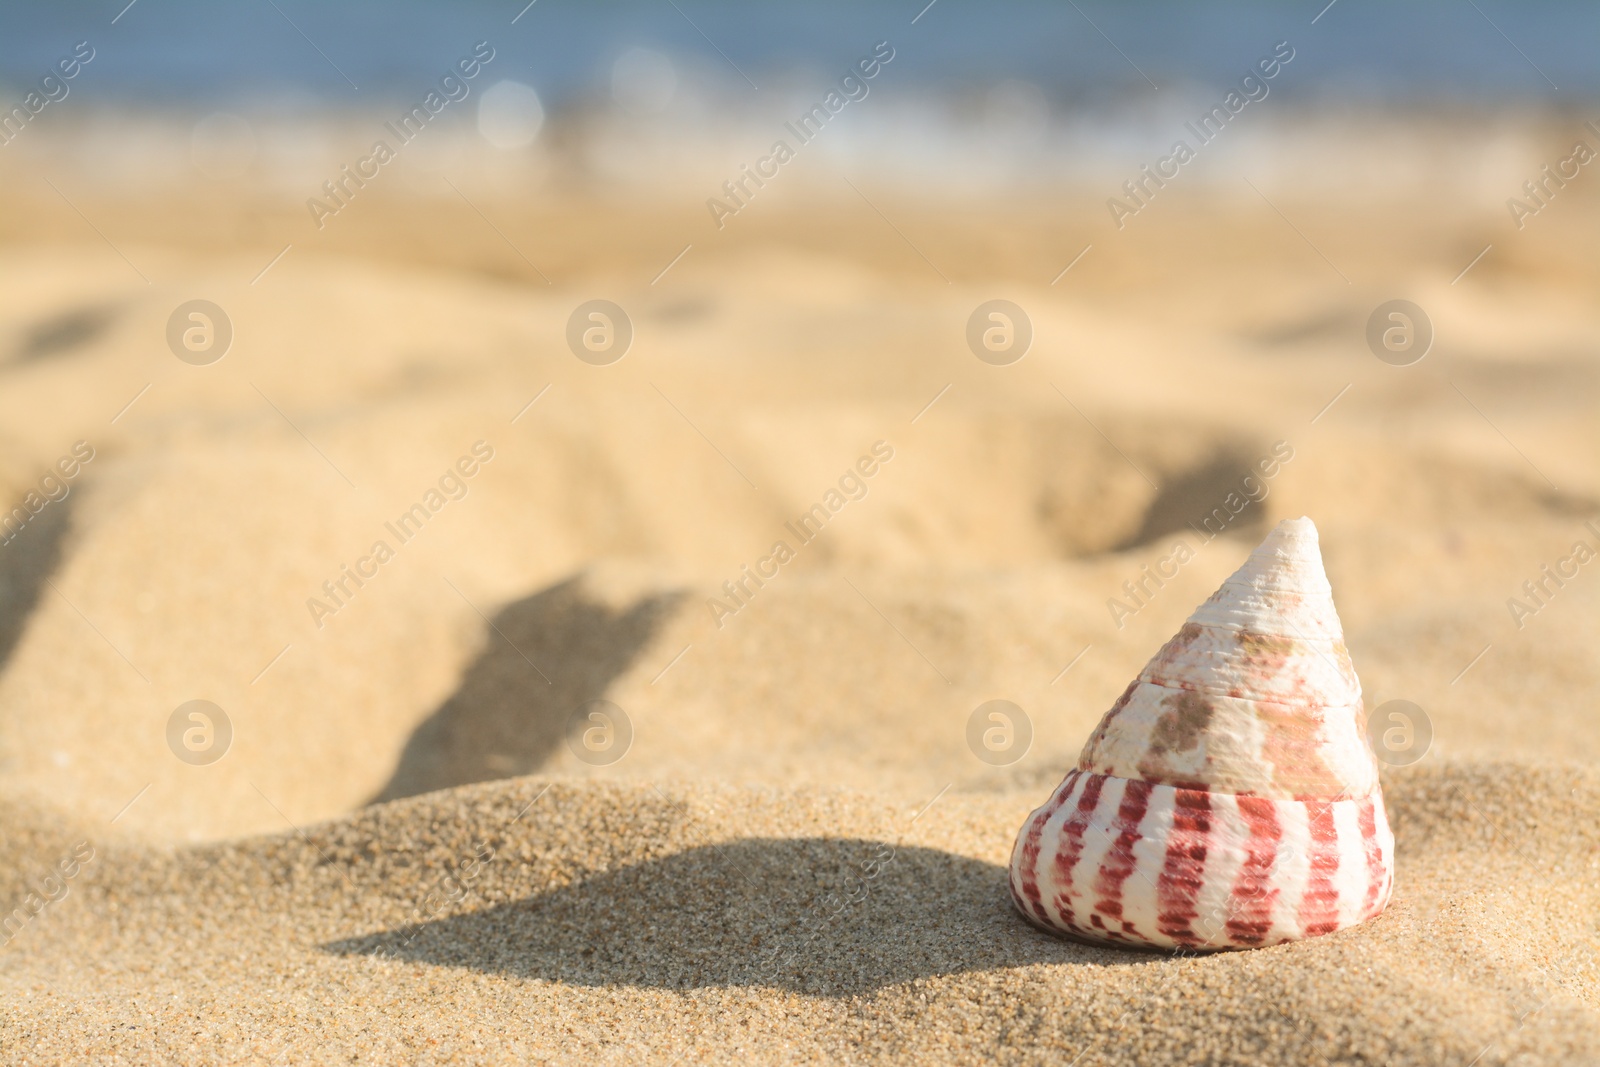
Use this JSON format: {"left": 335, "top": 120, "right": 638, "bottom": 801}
{"left": 0, "top": 0, "right": 1596, "bottom": 842}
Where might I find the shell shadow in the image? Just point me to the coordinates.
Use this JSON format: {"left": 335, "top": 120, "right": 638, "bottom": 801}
{"left": 370, "top": 575, "right": 683, "bottom": 803}
{"left": 323, "top": 837, "right": 1149, "bottom": 995}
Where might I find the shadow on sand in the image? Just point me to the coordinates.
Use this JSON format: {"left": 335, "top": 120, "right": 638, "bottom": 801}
{"left": 325, "top": 837, "right": 1151, "bottom": 995}
{"left": 0, "top": 493, "right": 75, "bottom": 675}
{"left": 7, "top": 302, "right": 120, "bottom": 365}
{"left": 371, "top": 575, "right": 682, "bottom": 803}
{"left": 1115, "top": 447, "right": 1268, "bottom": 552}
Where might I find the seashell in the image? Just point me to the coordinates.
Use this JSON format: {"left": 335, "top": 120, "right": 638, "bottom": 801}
{"left": 1008, "top": 517, "right": 1393, "bottom": 951}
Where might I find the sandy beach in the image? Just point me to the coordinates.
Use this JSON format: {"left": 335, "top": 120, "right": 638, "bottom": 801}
{"left": 0, "top": 91, "right": 1597, "bottom": 1062}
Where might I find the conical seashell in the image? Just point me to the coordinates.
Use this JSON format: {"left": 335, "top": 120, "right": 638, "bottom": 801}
{"left": 1009, "top": 517, "right": 1393, "bottom": 951}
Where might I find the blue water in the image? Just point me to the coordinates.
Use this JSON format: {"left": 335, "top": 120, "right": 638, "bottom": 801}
{"left": 0, "top": 1, "right": 1593, "bottom": 106}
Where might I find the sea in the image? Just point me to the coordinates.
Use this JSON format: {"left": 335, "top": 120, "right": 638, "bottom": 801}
{"left": 0, "top": 1, "right": 1593, "bottom": 193}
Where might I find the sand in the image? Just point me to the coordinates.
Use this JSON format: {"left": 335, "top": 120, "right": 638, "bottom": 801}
{"left": 0, "top": 120, "right": 1598, "bottom": 1063}
{"left": 0, "top": 769, "right": 1596, "bottom": 1065}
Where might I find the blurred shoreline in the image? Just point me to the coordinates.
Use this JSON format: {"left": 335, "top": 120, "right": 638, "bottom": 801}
{"left": 1, "top": 103, "right": 1596, "bottom": 309}
{"left": 4, "top": 98, "right": 1599, "bottom": 191}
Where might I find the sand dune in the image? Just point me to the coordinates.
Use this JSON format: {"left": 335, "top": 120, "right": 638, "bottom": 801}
{"left": 1, "top": 768, "right": 1596, "bottom": 1063}
{"left": 0, "top": 158, "right": 1597, "bottom": 1062}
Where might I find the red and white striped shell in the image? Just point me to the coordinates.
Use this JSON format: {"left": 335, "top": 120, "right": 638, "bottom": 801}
{"left": 1009, "top": 517, "right": 1394, "bottom": 951}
